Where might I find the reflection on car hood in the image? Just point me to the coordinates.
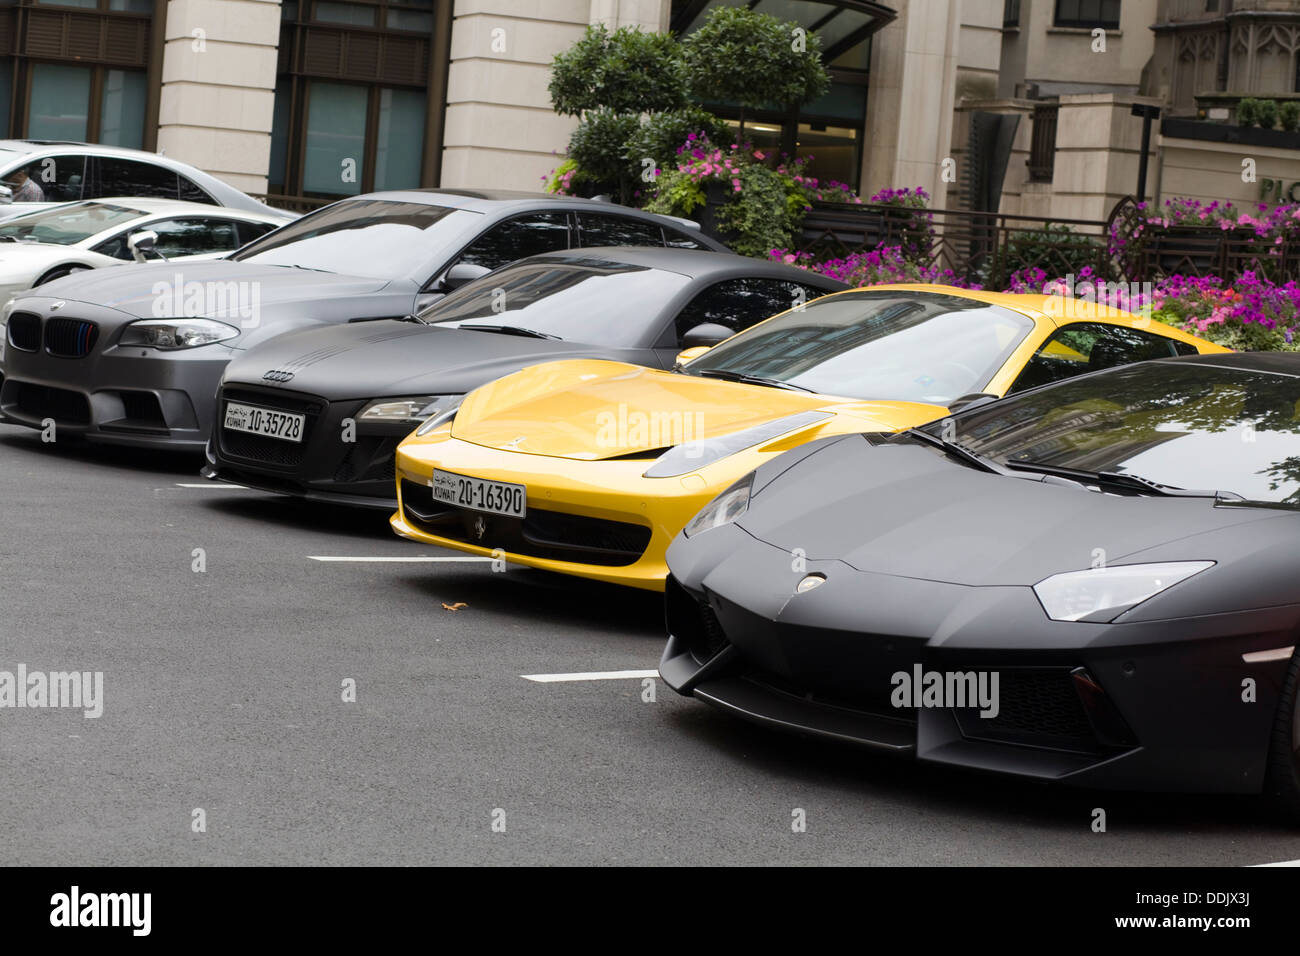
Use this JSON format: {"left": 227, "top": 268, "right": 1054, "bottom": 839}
{"left": 739, "top": 434, "right": 1293, "bottom": 588}
{"left": 223, "top": 320, "right": 623, "bottom": 399}
{"left": 24, "top": 259, "right": 392, "bottom": 319}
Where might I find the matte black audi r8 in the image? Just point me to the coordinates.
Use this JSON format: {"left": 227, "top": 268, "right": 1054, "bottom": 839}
{"left": 203, "top": 248, "right": 844, "bottom": 508}
{"left": 661, "top": 351, "right": 1300, "bottom": 818}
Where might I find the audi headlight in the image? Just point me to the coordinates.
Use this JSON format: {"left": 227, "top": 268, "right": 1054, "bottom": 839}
{"left": 359, "top": 394, "right": 461, "bottom": 425}
{"left": 415, "top": 400, "right": 462, "bottom": 437}
{"left": 1033, "top": 561, "right": 1215, "bottom": 622}
{"left": 684, "top": 473, "right": 754, "bottom": 537}
{"left": 643, "top": 411, "right": 832, "bottom": 479}
{"left": 119, "top": 318, "right": 239, "bottom": 350}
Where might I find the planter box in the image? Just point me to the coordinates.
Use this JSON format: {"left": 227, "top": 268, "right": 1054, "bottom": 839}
{"left": 1161, "top": 117, "right": 1300, "bottom": 151}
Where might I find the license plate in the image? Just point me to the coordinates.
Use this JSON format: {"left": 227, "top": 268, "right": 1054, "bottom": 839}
{"left": 431, "top": 469, "right": 526, "bottom": 518}
{"left": 223, "top": 401, "right": 305, "bottom": 443}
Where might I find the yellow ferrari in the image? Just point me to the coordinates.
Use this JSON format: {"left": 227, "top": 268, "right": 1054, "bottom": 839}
{"left": 390, "top": 285, "right": 1226, "bottom": 590}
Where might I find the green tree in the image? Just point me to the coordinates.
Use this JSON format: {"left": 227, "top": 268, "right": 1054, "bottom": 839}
{"left": 681, "top": 6, "right": 831, "bottom": 136}
{"left": 549, "top": 24, "right": 687, "bottom": 117}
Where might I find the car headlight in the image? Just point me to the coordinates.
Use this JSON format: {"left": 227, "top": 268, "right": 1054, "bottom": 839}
{"left": 119, "top": 318, "right": 239, "bottom": 350}
{"left": 415, "top": 400, "right": 462, "bottom": 437}
{"left": 683, "top": 472, "right": 754, "bottom": 537}
{"left": 359, "top": 394, "right": 461, "bottom": 425}
{"left": 643, "top": 411, "right": 832, "bottom": 478}
{"left": 1033, "top": 561, "right": 1215, "bottom": 622}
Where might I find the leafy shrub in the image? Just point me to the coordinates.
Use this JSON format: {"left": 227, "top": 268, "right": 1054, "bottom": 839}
{"left": 625, "top": 108, "right": 731, "bottom": 178}
{"left": 566, "top": 109, "right": 642, "bottom": 201}
{"left": 1257, "top": 98, "right": 1280, "bottom": 130}
{"left": 549, "top": 25, "right": 686, "bottom": 117}
{"left": 1280, "top": 101, "right": 1300, "bottom": 132}
{"left": 1237, "top": 97, "right": 1262, "bottom": 127}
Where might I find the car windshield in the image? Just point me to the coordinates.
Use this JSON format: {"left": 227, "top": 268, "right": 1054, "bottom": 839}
{"left": 421, "top": 259, "right": 691, "bottom": 346}
{"left": 925, "top": 361, "right": 1300, "bottom": 507}
{"left": 231, "top": 199, "right": 478, "bottom": 278}
{"left": 0, "top": 201, "right": 146, "bottom": 245}
{"left": 680, "top": 289, "right": 1033, "bottom": 404}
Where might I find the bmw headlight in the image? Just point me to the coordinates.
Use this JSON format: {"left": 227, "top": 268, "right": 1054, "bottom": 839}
{"left": 415, "top": 400, "right": 463, "bottom": 436}
{"left": 1033, "top": 561, "right": 1215, "bottom": 622}
{"left": 683, "top": 472, "right": 754, "bottom": 537}
{"left": 359, "top": 394, "right": 462, "bottom": 425}
{"left": 643, "top": 411, "right": 832, "bottom": 479}
{"left": 119, "top": 318, "right": 239, "bottom": 350}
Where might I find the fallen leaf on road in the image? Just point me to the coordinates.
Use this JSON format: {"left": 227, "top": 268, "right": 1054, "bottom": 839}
{"left": 442, "top": 602, "right": 468, "bottom": 611}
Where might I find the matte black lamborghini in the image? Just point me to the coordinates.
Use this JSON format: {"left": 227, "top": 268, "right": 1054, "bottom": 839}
{"left": 203, "top": 248, "right": 843, "bottom": 508}
{"left": 661, "top": 351, "right": 1300, "bottom": 818}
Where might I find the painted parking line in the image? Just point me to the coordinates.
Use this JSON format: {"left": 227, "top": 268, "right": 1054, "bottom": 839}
{"left": 308, "top": 555, "right": 493, "bottom": 563}
{"left": 175, "top": 482, "right": 251, "bottom": 489}
{"left": 522, "top": 669, "right": 659, "bottom": 683}
{"left": 1255, "top": 859, "right": 1300, "bottom": 866}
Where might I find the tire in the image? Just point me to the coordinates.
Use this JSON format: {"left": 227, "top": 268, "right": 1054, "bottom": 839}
{"left": 1264, "top": 645, "right": 1300, "bottom": 823}
{"left": 33, "top": 264, "right": 90, "bottom": 286}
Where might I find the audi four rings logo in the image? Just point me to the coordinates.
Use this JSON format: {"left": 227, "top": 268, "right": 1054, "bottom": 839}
{"left": 262, "top": 369, "right": 294, "bottom": 383}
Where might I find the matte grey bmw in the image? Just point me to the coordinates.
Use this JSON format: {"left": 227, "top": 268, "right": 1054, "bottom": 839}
{"left": 0, "top": 189, "right": 722, "bottom": 450}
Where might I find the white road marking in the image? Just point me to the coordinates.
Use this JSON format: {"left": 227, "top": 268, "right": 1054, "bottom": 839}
{"left": 175, "top": 482, "right": 250, "bottom": 489}
{"left": 1255, "top": 859, "right": 1300, "bottom": 866}
{"left": 308, "top": 555, "right": 492, "bottom": 563}
{"left": 522, "top": 669, "right": 659, "bottom": 683}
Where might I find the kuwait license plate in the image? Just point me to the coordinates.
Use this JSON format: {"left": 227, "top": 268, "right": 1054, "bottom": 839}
{"left": 431, "top": 469, "right": 526, "bottom": 518}
{"left": 223, "top": 401, "right": 305, "bottom": 443}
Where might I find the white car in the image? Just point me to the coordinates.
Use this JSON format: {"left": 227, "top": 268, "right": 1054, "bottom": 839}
{"left": 0, "top": 198, "right": 288, "bottom": 303}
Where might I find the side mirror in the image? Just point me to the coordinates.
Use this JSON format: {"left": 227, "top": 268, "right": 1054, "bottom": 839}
{"left": 441, "top": 262, "right": 491, "bottom": 291}
{"left": 128, "top": 229, "right": 160, "bottom": 263}
{"left": 674, "top": 345, "right": 712, "bottom": 367}
{"left": 948, "top": 392, "right": 999, "bottom": 412}
{"left": 681, "top": 322, "right": 733, "bottom": 349}
{"left": 0, "top": 185, "right": 12, "bottom": 205}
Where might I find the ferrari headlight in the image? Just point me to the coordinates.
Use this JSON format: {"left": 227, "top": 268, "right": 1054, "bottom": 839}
{"left": 683, "top": 472, "right": 754, "bottom": 537}
{"left": 119, "top": 318, "right": 238, "bottom": 350}
{"left": 643, "top": 411, "right": 832, "bottom": 479}
{"left": 415, "top": 400, "right": 462, "bottom": 437}
{"left": 359, "top": 394, "right": 461, "bottom": 425}
{"left": 1033, "top": 561, "right": 1215, "bottom": 622}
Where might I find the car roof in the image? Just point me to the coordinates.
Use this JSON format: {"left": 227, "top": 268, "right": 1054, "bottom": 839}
{"left": 517, "top": 247, "right": 848, "bottom": 287}
{"left": 1155, "top": 350, "right": 1300, "bottom": 376}
{"left": 58, "top": 197, "right": 286, "bottom": 221}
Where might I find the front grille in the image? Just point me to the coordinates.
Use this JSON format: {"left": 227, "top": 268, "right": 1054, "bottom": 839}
{"left": 44, "top": 318, "right": 98, "bottom": 358}
{"left": 15, "top": 382, "right": 90, "bottom": 424}
{"left": 7, "top": 311, "right": 40, "bottom": 351}
{"left": 400, "top": 478, "right": 652, "bottom": 566}
{"left": 666, "top": 576, "right": 730, "bottom": 663}
{"left": 216, "top": 387, "right": 325, "bottom": 469}
{"left": 953, "top": 667, "right": 1101, "bottom": 753}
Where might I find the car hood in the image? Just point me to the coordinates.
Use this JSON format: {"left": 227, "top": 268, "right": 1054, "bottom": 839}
{"left": 450, "top": 360, "right": 949, "bottom": 460}
{"left": 31, "top": 259, "right": 392, "bottom": 318}
{"left": 739, "top": 434, "right": 1295, "bottom": 589}
{"left": 222, "top": 320, "right": 628, "bottom": 399}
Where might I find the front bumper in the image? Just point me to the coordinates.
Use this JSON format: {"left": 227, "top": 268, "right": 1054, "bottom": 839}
{"left": 206, "top": 383, "right": 409, "bottom": 509}
{"left": 1, "top": 319, "right": 232, "bottom": 451}
{"left": 391, "top": 432, "right": 732, "bottom": 591}
{"left": 661, "top": 523, "right": 1298, "bottom": 794}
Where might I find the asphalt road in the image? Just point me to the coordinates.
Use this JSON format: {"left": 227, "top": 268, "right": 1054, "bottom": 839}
{"left": 2, "top": 422, "right": 1299, "bottom": 866}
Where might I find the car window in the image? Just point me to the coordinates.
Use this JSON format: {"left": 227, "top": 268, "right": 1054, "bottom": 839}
{"left": 663, "top": 227, "right": 706, "bottom": 250}
{"left": 1008, "top": 322, "right": 1188, "bottom": 394}
{"left": 178, "top": 175, "right": 216, "bottom": 205}
{"left": 0, "top": 201, "right": 144, "bottom": 247}
{"left": 1, "top": 154, "right": 88, "bottom": 203}
{"left": 455, "top": 213, "right": 571, "bottom": 272}
{"left": 673, "top": 277, "right": 828, "bottom": 345}
{"left": 235, "top": 220, "right": 277, "bottom": 247}
{"left": 93, "top": 217, "right": 242, "bottom": 260}
{"left": 91, "top": 157, "right": 180, "bottom": 200}
{"left": 576, "top": 212, "right": 663, "bottom": 248}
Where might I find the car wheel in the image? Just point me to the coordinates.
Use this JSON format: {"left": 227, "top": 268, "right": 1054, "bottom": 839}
{"left": 1265, "top": 644, "right": 1300, "bottom": 823}
{"left": 34, "top": 264, "right": 90, "bottom": 286}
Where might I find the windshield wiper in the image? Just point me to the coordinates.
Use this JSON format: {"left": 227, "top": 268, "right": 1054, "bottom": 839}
{"left": 906, "top": 428, "right": 1015, "bottom": 476}
{"left": 393, "top": 313, "right": 430, "bottom": 325}
{"left": 692, "top": 367, "right": 813, "bottom": 392}
{"left": 1005, "top": 460, "right": 1237, "bottom": 499}
{"left": 458, "top": 324, "right": 559, "bottom": 340}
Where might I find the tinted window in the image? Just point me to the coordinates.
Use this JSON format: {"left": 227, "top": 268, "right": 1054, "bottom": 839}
{"left": 1009, "top": 322, "right": 1188, "bottom": 394}
{"left": 1, "top": 154, "right": 88, "bottom": 203}
{"left": 178, "top": 176, "right": 216, "bottom": 204}
{"left": 423, "top": 258, "right": 691, "bottom": 347}
{"left": 674, "top": 277, "right": 829, "bottom": 343}
{"left": 663, "top": 227, "right": 706, "bottom": 250}
{"left": 0, "top": 200, "right": 144, "bottom": 246}
{"left": 934, "top": 362, "right": 1300, "bottom": 506}
{"left": 232, "top": 198, "right": 477, "bottom": 278}
{"left": 236, "top": 220, "right": 277, "bottom": 246}
{"left": 456, "top": 213, "right": 571, "bottom": 271}
{"left": 91, "top": 157, "right": 179, "bottom": 200}
{"left": 683, "top": 290, "right": 1034, "bottom": 405}
{"left": 576, "top": 212, "right": 663, "bottom": 248}
{"left": 147, "top": 217, "right": 242, "bottom": 257}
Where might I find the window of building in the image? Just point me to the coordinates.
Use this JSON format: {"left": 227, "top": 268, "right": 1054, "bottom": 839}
{"left": 1053, "top": 0, "right": 1120, "bottom": 30}
{"left": 313, "top": 1, "right": 377, "bottom": 27}
{"left": 99, "top": 70, "right": 147, "bottom": 149}
{"left": 303, "top": 82, "right": 368, "bottom": 197}
{"left": 28, "top": 64, "right": 91, "bottom": 140}
{"left": 373, "top": 88, "right": 426, "bottom": 191}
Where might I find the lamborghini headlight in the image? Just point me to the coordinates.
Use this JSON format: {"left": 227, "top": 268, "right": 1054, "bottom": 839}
{"left": 643, "top": 411, "right": 832, "bottom": 479}
{"left": 1033, "top": 561, "right": 1215, "bottom": 622}
{"left": 683, "top": 472, "right": 754, "bottom": 537}
{"left": 359, "top": 394, "right": 461, "bottom": 425}
{"left": 119, "top": 318, "right": 239, "bottom": 350}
